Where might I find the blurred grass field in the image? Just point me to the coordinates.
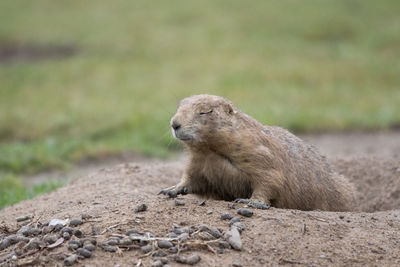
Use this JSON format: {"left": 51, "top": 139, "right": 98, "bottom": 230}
{"left": 1, "top": 0, "right": 400, "bottom": 208}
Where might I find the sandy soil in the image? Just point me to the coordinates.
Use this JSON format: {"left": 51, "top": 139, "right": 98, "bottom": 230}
{"left": 1, "top": 131, "right": 400, "bottom": 266}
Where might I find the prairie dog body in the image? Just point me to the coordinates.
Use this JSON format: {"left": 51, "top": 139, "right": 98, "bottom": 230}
{"left": 160, "top": 94, "right": 355, "bottom": 211}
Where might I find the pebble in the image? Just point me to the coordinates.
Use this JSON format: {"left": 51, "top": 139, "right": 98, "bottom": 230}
{"left": 30, "top": 228, "right": 41, "bottom": 236}
{"left": 16, "top": 214, "right": 32, "bottom": 222}
{"left": 77, "top": 248, "right": 92, "bottom": 258}
{"left": 69, "top": 218, "right": 83, "bottom": 227}
{"left": 68, "top": 243, "right": 79, "bottom": 250}
{"left": 160, "top": 257, "right": 168, "bottom": 264}
{"left": 199, "top": 225, "right": 222, "bottom": 238}
{"left": 17, "top": 226, "right": 31, "bottom": 236}
{"left": 42, "top": 225, "right": 55, "bottom": 234}
{"left": 169, "top": 232, "right": 177, "bottom": 238}
{"left": 23, "top": 237, "right": 44, "bottom": 250}
{"left": 49, "top": 218, "right": 68, "bottom": 227}
{"left": 152, "top": 249, "right": 167, "bottom": 257}
{"left": 232, "top": 260, "right": 243, "bottom": 267}
{"left": 139, "top": 239, "right": 149, "bottom": 246}
{"left": 175, "top": 199, "right": 185, "bottom": 206}
{"left": 16, "top": 236, "right": 30, "bottom": 243}
{"left": 157, "top": 240, "right": 173, "bottom": 249}
{"left": 126, "top": 228, "right": 139, "bottom": 236}
{"left": 84, "top": 243, "right": 96, "bottom": 251}
{"left": 221, "top": 213, "right": 234, "bottom": 220}
{"left": 187, "top": 254, "right": 201, "bottom": 265}
{"left": 141, "top": 244, "right": 153, "bottom": 254}
{"left": 119, "top": 237, "right": 133, "bottom": 246}
{"left": 73, "top": 229, "right": 83, "bottom": 238}
{"left": 107, "top": 238, "right": 120, "bottom": 246}
{"left": 54, "top": 224, "right": 64, "bottom": 231}
{"left": 81, "top": 213, "right": 92, "bottom": 220}
{"left": 69, "top": 240, "right": 82, "bottom": 247}
{"left": 135, "top": 203, "right": 147, "bottom": 213}
{"left": 225, "top": 226, "right": 242, "bottom": 251}
{"left": 6, "top": 235, "right": 19, "bottom": 245}
{"left": 172, "top": 228, "right": 184, "bottom": 235}
{"left": 44, "top": 234, "right": 58, "bottom": 244}
{"left": 82, "top": 238, "right": 97, "bottom": 245}
{"left": 61, "top": 227, "right": 74, "bottom": 235}
{"left": 232, "top": 222, "right": 245, "bottom": 233}
{"left": 229, "top": 216, "right": 241, "bottom": 225}
{"left": 0, "top": 239, "right": 11, "bottom": 250}
{"left": 64, "top": 254, "right": 78, "bottom": 266}
{"left": 206, "top": 210, "right": 213, "bottom": 215}
{"left": 218, "top": 241, "right": 231, "bottom": 249}
{"left": 178, "top": 233, "right": 189, "bottom": 242}
{"left": 102, "top": 245, "right": 118, "bottom": 252}
{"left": 174, "top": 254, "right": 201, "bottom": 265}
{"left": 152, "top": 260, "right": 163, "bottom": 267}
{"left": 237, "top": 208, "right": 253, "bottom": 217}
{"left": 63, "top": 232, "right": 71, "bottom": 240}
{"left": 168, "top": 246, "right": 178, "bottom": 254}
{"left": 217, "top": 248, "right": 224, "bottom": 254}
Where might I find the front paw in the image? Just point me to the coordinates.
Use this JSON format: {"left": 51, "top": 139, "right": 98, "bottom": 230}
{"left": 234, "top": 198, "right": 270, "bottom": 210}
{"left": 158, "top": 185, "right": 192, "bottom": 198}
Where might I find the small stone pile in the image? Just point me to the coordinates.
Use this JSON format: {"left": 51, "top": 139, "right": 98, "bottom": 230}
{"left": 0, "top": 202, "right": 254, "bottom": 266}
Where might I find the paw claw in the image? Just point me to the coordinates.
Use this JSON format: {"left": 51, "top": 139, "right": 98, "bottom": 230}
{"left": 234, "top": 198, "right": 249, "bottom": 204}
{"left": 247, "top": 201, "right": 270, "bottom": 210}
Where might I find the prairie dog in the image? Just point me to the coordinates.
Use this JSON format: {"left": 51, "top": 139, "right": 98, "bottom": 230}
{"left": 159, "top": 94, "right": 355, "bottom": 211}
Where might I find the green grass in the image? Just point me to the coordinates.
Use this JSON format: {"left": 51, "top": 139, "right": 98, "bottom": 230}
{"left": 0, "top": 0, "right": 400, "bottom": 178}
{"left": 0, "top": 174, "right": 65, "bottom": 209}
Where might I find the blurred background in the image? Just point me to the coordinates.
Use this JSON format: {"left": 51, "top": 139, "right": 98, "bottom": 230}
{"left": 1, "top": 0, "right": 399, "bottom": 209}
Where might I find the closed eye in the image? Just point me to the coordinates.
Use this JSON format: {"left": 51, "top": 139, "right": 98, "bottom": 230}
{"left": 199, "top": 110, "right": 213, "bottom": 115}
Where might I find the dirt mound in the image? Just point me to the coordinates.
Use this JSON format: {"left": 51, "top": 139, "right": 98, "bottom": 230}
{"left": 333, "top": 156, "right": 400, "bottom": 212}
{"left": 1, "top": 157, "right": 400, "bottom": 266}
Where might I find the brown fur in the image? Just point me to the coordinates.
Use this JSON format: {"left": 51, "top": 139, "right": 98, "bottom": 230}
{"left": 163, "top": 94, "right": 355, "bottom": 211}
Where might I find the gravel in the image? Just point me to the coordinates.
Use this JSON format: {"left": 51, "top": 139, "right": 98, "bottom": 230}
{"left": 174, "top": 253, "right": 201, "bottom": 265}
{"left": 152, "top": 249, "right": 167, "bottom": 257}
{"left": 77, "top": 247, "right": 92, "bottom": 258}
{"left": 157, "top": 240, "right": 174, "bottom": 249}
{"left": 44, "top": 234, "right": 58, "bottom": 244}
{"left": 225, "top": 226, "right": 242, "bottom": 251}
{"left": 16, "top": 214, "right": 32, "bottom": 222}
{"left": 107, "top": 238, "right": 120, "bottom": 246}
{"left": 119, "top": 237, "right": 133, "bottom": 246}
{"left": 141, "top": 244, "right": 153, "bottom": 254}
{"left": 237, "top": 208, "right": 253, "bottom": 217}
{"left": 152, "top": 260, "right": 163, "bottom": 267}
{"left": 69, "top": 218, "right": 83, "bottom": 227}
{"left": 64, "top": 254, "right": 78, "bottom": 266}
{"left": 175, "top": 199, "right": 185, "bottom": 206}
{"left": 199, "top": 225, "right": 222, "bottom": 238}
{"left": 135, "top": 203, "right": 148, "bottom": 212}
{"left": 229, "top": 216, "right": 241, "bottom": 225}
{"left": 24, "top": 237, "right": 44, "bottom": 250}
{"left": 62, "top": 227, "right": 74, "bottom": 234}
{"left": 63, "top": 232, "right": 71, "bottom": 240}
{"left": 102, "top": 245, "right": 118, "bottom": 252}
{"left": 221, "top": 213, "right": 234, "bottom": 220}
{"left": 232, "top": 260, "right": 243, "bottom": 267}
{"left": 84, "top": 243, "right": 96, "bottom": 251}
{"left": 126, "top": 228, "right": 139, "bottom": 235}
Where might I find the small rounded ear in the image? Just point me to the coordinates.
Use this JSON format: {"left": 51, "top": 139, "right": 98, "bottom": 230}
{"left": 225, "top": 103, "right": 235, "bottom": 114}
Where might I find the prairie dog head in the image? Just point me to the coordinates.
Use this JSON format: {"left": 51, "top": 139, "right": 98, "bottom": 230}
{"left": 170, "top": 95, "right": 236, "bottom": 146}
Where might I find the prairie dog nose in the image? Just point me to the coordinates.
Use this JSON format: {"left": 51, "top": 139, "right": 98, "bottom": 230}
{"left": 171, "top": 121, "right": 181, "bottom": 131}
